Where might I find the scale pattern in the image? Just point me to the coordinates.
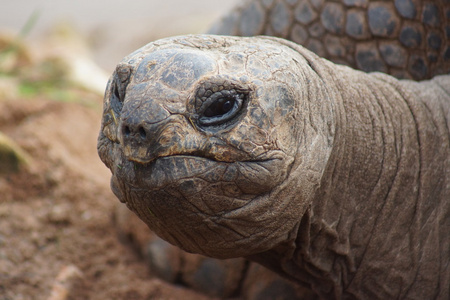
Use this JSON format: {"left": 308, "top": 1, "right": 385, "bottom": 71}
{"left": 210, "top": 0, "right": 450, "bottom": 80}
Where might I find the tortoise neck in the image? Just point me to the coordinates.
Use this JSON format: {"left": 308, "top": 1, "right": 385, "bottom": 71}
{"left": 250, "top": 67, "right": 450, "bottom": 298}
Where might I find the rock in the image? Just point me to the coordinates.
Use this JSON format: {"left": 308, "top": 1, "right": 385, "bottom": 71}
{"left": 0, "top": 131, "right": 30, "bottom": 175}
{"left": 241, "top": 264, "right": 317, "bottom": 300}
{"left": 48, "top": 265, "right": 84, "bottom": 300}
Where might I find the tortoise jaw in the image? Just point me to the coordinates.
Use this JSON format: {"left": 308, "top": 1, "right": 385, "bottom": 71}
{"left": 125, "top": 155, "right": 153, "bottom": 165}
{"left": 122, "top": 144, "right": 154, "bottom": 164}
{"left": 121, "top": 137, "right": 253, "bottom": 165}
{"left": 123, "top": 148, "right": 252, "bottom": 165}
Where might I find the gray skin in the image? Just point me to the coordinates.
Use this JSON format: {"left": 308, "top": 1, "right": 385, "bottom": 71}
{"left": 98, "top": 34, "right": 450, "bottom": 299}
{"left": 109, "top": 1, "right": 450, "bottom": 298}
{"left": 210, "top": 0, "right": 450, "bottom": 80}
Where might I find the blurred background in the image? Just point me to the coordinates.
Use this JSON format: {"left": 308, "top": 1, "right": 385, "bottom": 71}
{"left": 1, "top": 0, "right": 239, "bottom": 71}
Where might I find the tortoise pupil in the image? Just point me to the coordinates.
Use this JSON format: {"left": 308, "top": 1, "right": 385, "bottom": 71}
{"left": 114, "top": 84, "right": 120, "bottom": 99}
{"left": 204, "top": 97, "right": 235, "bottom": 117}
{"left": 222, "top": 99, "right": 233, "bottom": 112}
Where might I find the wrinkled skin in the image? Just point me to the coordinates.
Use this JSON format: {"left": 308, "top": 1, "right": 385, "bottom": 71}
{"left": 99, "top": 35, "right": 334, "bottom": 258}
{"left": 98, "top": 35, "right": 450, "bottom": 299}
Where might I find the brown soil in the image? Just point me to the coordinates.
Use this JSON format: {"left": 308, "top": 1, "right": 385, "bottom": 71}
{"left": 0, "top": 94, "right": 212, "bottom": 300}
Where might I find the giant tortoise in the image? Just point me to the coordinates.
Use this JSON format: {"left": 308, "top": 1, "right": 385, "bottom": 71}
{"left": 98, "top": 1, "right": 449, "bottom": 299}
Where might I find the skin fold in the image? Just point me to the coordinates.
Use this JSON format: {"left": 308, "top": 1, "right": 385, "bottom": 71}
{"left": 98, "top": 34, "right": 449, "bottom": 299}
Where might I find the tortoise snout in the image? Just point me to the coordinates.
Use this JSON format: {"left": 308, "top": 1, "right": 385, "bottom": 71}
{"left": 122, "top": 120, "right": 149, "bottom": 142}
{"left": 118, "top": 114, "right": 189, "bottom": 164}
{"left": 118, "top": 116, "right": 158, "bottom": 163}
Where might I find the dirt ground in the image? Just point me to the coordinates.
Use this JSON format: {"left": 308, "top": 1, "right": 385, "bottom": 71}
{"left": 0, "top": 83, "right": 214, "bottom": 299}
{"left": 0, "top": 0, "right": 249, "bottom": 297}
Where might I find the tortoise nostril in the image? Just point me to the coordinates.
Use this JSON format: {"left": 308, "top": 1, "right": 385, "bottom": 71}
{"left": 138, "top": 126, "right": 147, "bottom": 139}
{"left": 121, "top": 123, "right": 147, "bottom": 140}
{"left": 123, "top": 126, "right": 131, "bottom": 136}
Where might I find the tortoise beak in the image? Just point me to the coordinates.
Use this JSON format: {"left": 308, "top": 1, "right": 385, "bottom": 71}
{"left": 118, "top": 113, "right": 251, "bottom": 164}
{"left": 118, "top": 114, "right": 187, "bottom": 164}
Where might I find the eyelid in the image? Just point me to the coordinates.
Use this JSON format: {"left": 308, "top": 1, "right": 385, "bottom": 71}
{"left": 191, "top": 78, "right": 252, "bottom": 128}
{"left": 198, "top": 95, "right": 243, "bottom": 126}
{"left": 193, "top": 77, "right": 250, "bottom": 109}
{"left": 198, "top": 90, "right": 238, "bottom": 115}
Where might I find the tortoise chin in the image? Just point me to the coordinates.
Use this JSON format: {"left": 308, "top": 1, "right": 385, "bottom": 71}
{"left": 107, "top": 147, "right": 295, "bottom": 258}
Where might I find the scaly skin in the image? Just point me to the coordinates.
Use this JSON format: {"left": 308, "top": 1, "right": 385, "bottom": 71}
{"left": 112, "top": 2, "right": 450, "bottom": 298}
{"left": 110, "top": 1, "right": 450, "bottom": 297}
{"left": 209, "top": 0, "right": 450, "bottom": 80}
{"left": 98, "top": 34, "right": 450, "bottom": 299}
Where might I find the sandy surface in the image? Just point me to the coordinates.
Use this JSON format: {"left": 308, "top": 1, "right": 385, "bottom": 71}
{"left": 0, "top": 92, "right": 217, "bottom": 299}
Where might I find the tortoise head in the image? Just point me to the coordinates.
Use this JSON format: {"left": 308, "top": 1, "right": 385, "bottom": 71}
{"left": 98, "top": 35, "right": 334, "bottom": 258}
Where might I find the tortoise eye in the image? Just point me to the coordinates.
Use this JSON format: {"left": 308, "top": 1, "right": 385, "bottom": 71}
{"left": 198, "top": 91, "right": 244, "bottom": 126}
{"left": 204, "top": 97, "right": 236, "bottom": 118}
{"left": 110, "top": 80, "right": 124, "bottom": 113}
{"left": 113, "top": 83, "right": 121, "bottom": 100}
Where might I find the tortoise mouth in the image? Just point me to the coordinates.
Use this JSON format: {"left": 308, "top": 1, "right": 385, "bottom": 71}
{"left": 100, "top": 131, "right": 292, "bottom": 209}
{"left": 115, "top": 152, "right": 286, "bottom": 186}
{"left": 126, "top": 152, "right": 244, "bottom": 165}
{"left": 121, "top": 135, "right": 254, "bottom": 165}
{"left": 127, "top": 152, "right": 272, "bottom": 167}
{"left": 109, "top": 144, "right": 290, "bottom": 201}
